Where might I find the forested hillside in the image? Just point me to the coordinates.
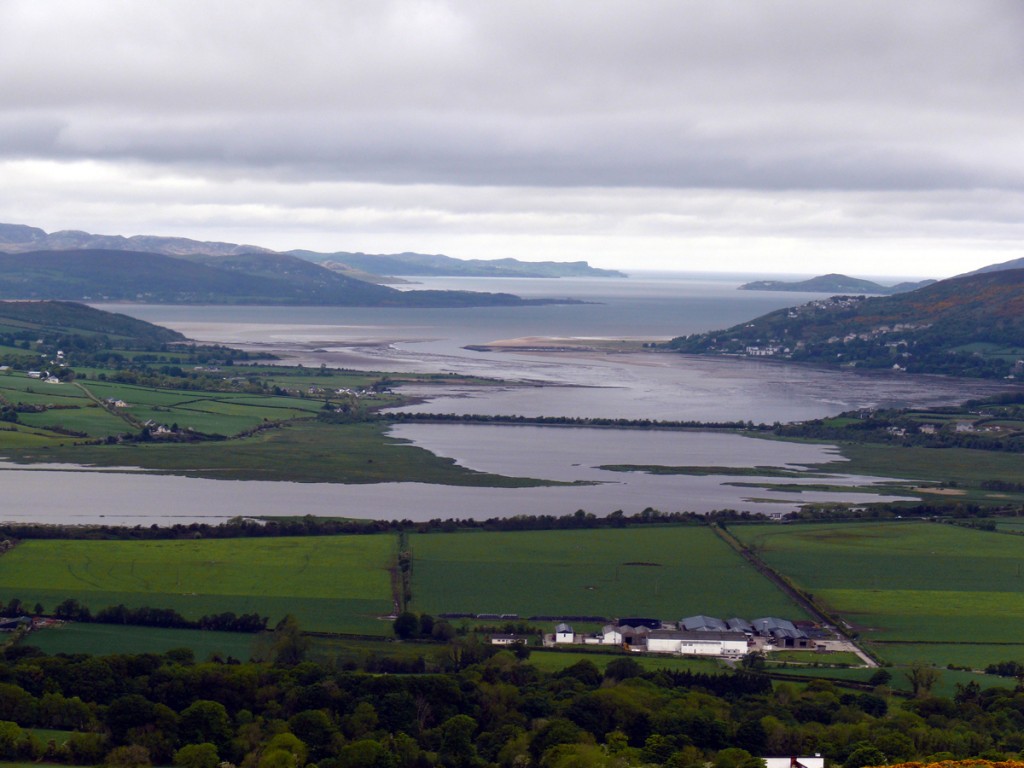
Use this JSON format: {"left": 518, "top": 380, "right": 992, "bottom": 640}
{"left": 0, "top": 250, "right": 570, "bottom": 308}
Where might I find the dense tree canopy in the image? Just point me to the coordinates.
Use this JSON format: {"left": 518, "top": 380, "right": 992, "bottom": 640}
{"left": 0, "top": 640, "right": 1020, "bottom": 768}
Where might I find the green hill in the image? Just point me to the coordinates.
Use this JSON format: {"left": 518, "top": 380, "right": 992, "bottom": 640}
{"left": 0, "top": 222, "right": 622, "bottom": 279}
{"left": 670, "top": 269, "right": 1024, "bottom": 378}
{"left": 0, "top": 300, "right": 185, "bottom": 345}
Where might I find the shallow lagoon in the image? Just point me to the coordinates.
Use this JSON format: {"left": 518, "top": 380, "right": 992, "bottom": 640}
{"left": 0, "top": 426, "right": 912, "bottom": 526}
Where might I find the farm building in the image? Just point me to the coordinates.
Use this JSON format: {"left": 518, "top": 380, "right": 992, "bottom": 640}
{"left": 554, "top": 623, "right": 575, "bottom": 644}
{"left": 591, "top": 625, "right": 622, "bottom": 645}
{"left": 490, "top": 634, "right": 525, "bottom": 646}
{"left": 562, "top": 614, "right": 816, "bottom": 657}
{"left": 752, "top": 616, "right": 811, "bottom": 648}
{"left": 680, "top": 614, "right": 729, "bottom": 631}
{"left": 726, "top": 617, "right": 753, "bottom": 633}
{"left": 584, "top": 624, "right": 652, "bottom": 646}
{"left": 646, "top": 629, "right": 748, "bottom": 657}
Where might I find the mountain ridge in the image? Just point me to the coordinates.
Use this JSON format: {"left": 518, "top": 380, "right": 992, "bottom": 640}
{"left": 0, "top": 222, "right": 621, "bottom": 279}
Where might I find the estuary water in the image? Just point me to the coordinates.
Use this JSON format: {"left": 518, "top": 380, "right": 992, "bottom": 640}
{"left": 100, "top": 271, "right": 1012, "bottom": 423}
{"left": 2, "top": 272, "right": 1009, "bottom": 525}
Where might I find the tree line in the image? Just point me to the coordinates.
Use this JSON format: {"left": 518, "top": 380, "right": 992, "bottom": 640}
{"left": 0, "top": 629, "right": 1022, "bottom": 768}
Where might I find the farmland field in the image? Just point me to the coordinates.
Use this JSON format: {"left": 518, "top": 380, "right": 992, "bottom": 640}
{"left": 0, "top": 536, "right": 396, "bottom": 634}
{"left": 17, "top": 406, "right": 128, "bottom": 438}
{"left": 27, "top": 622, "right": 258, "bottom": 660}
{"left": 730, "top": 520, "right": 1024, "bottom": 666}
{"left": 526, "top": 648, "right": 722, "bottom": 675}
{"left": 409, "top": 527, "right": 809, "bottom": 623}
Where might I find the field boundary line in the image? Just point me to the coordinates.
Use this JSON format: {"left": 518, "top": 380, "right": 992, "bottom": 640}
{"left": 711, "top": 523, "right": 879, "bottom": 668}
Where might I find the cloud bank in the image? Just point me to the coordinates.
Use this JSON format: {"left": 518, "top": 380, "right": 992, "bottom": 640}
{"left": 2, "top": 1, "right": 1023, "bottom": 275}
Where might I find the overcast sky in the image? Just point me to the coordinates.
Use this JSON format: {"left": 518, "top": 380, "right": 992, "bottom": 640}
{"left": 2, "top": 1, "right": 1023, "bottom": 277}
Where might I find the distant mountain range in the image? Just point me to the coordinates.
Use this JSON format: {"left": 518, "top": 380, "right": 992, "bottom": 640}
{"left": 293, "top": 250, "right": 625, "bottom": 279}
{"left": 0, "top": 223, "right": 623, "bottom": 280}
{"left": 739, "top": 273, "right": 935, "bottom": 295}
{"left": 0, "top": 223, "right": 599, "bottom": 307}
{"left": 671, "top": 269, "right": 1024, "bottom": 378}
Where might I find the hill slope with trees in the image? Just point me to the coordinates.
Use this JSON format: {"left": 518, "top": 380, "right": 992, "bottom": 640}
{"left": 670, "top": 269, "right": 1024, "bottom": 378}
{"left": 0, "top": 249, "right": 574, "bottom": 308}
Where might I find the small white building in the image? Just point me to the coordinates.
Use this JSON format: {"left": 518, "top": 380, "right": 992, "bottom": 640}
{"left": 586, "top": 624, "right": 624, "bottom": 645}
{"left": 600, "top": 625, "right": 623, "bottom": 645}
{"left": 554, "top": 623, "right": 575, "bottom": 644}
{"left": 490, "top": 634, "right": 524, "bottom": 646}
{"left": 764, "top": 756, "right": 824, "bottom": 768}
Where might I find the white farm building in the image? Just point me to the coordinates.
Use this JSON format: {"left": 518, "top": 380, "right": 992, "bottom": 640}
{"left": 646, "top": 630, "right": 748, "bottom": 657}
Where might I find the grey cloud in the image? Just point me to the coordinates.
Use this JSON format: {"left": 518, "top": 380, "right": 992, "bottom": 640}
{"left": 1, "top": 0, "right": 1022, "bottom": 193}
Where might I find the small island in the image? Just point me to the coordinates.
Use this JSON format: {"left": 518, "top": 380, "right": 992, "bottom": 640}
{"left": 739, "top": 273, "right": 933, "bottom": 295}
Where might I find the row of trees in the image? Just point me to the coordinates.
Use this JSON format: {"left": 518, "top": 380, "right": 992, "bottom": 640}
{"left": 35, "top": 599, "right": 268, "bottom": 633}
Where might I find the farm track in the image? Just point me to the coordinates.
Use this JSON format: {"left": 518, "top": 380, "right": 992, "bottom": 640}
{"left": 711, "top": 523, "right": 878, "bottom": 668}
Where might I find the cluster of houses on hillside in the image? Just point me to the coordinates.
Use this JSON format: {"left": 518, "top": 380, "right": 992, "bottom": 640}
{"left": 529, "top": 615, "right": 824, "bottom": 658}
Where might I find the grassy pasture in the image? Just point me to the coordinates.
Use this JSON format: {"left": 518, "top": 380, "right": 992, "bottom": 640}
{"left": 0, "top": 425, "right": 68, "bottom": 447}
{"left": 824, "top": 444, "right": 1024, "bottom": 487}
{"left": 730, "top": 521, "right": 1024, "bottom": 665}
{"left": 871, "top": 641, "right": 1024, "bottom": 671}
{"left": 527, "top": 648, "right": 722, "bottom": 675}
{"left": 80, "top": 380, "right": 215, "bottom": 407}
{"left": 0, "top": 536, "right": 396, "bottom": 634}
{"left": 17, "top": 407, "right": 128, "bottom": 438}
{"left": 27, "top": 623, "right": 258, "bottom": 660}
{"left": 0, "top": 380, "right": 89, "bottom": 407}
{"left": 206, "top": 396, "right": 326, "bottom": 414}
{"left": 5, "top": 375, "right": 333, "bottom": 438}
{"left": 410, "top": 527, "right": 809, "bottom": 622}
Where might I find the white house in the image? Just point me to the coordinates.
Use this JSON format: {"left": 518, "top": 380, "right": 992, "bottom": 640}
{"left": 554, "top": 623, "right": 575, "bottom": 644}
{"left": 490, "top": 634, "right": 523, "bottom": 646}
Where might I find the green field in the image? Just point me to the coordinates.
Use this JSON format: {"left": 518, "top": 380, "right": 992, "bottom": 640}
{"left": 27, "top": 622, "right": 258, "bottom": 660}
{"left": 526, "top": 648, "right": 723, "bottom": 675}
{"left": 17, "top": 406, "right": 128, "bottom": 438}
{"left": 730, "top": 521, "right": 1024, "bottom": 666}
{"left": 0, "top": 536, "right": 396, "bottom": 634}
{"left": 409, "top": 527, "right": 809, "bottom": 622}
{"left": 823, "top": 443, "right": 1024, "bottom": 494}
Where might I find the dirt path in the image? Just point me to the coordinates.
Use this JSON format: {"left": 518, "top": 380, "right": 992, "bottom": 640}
{"left": 711, "top": 523, "right": 877, "bottom": 668}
